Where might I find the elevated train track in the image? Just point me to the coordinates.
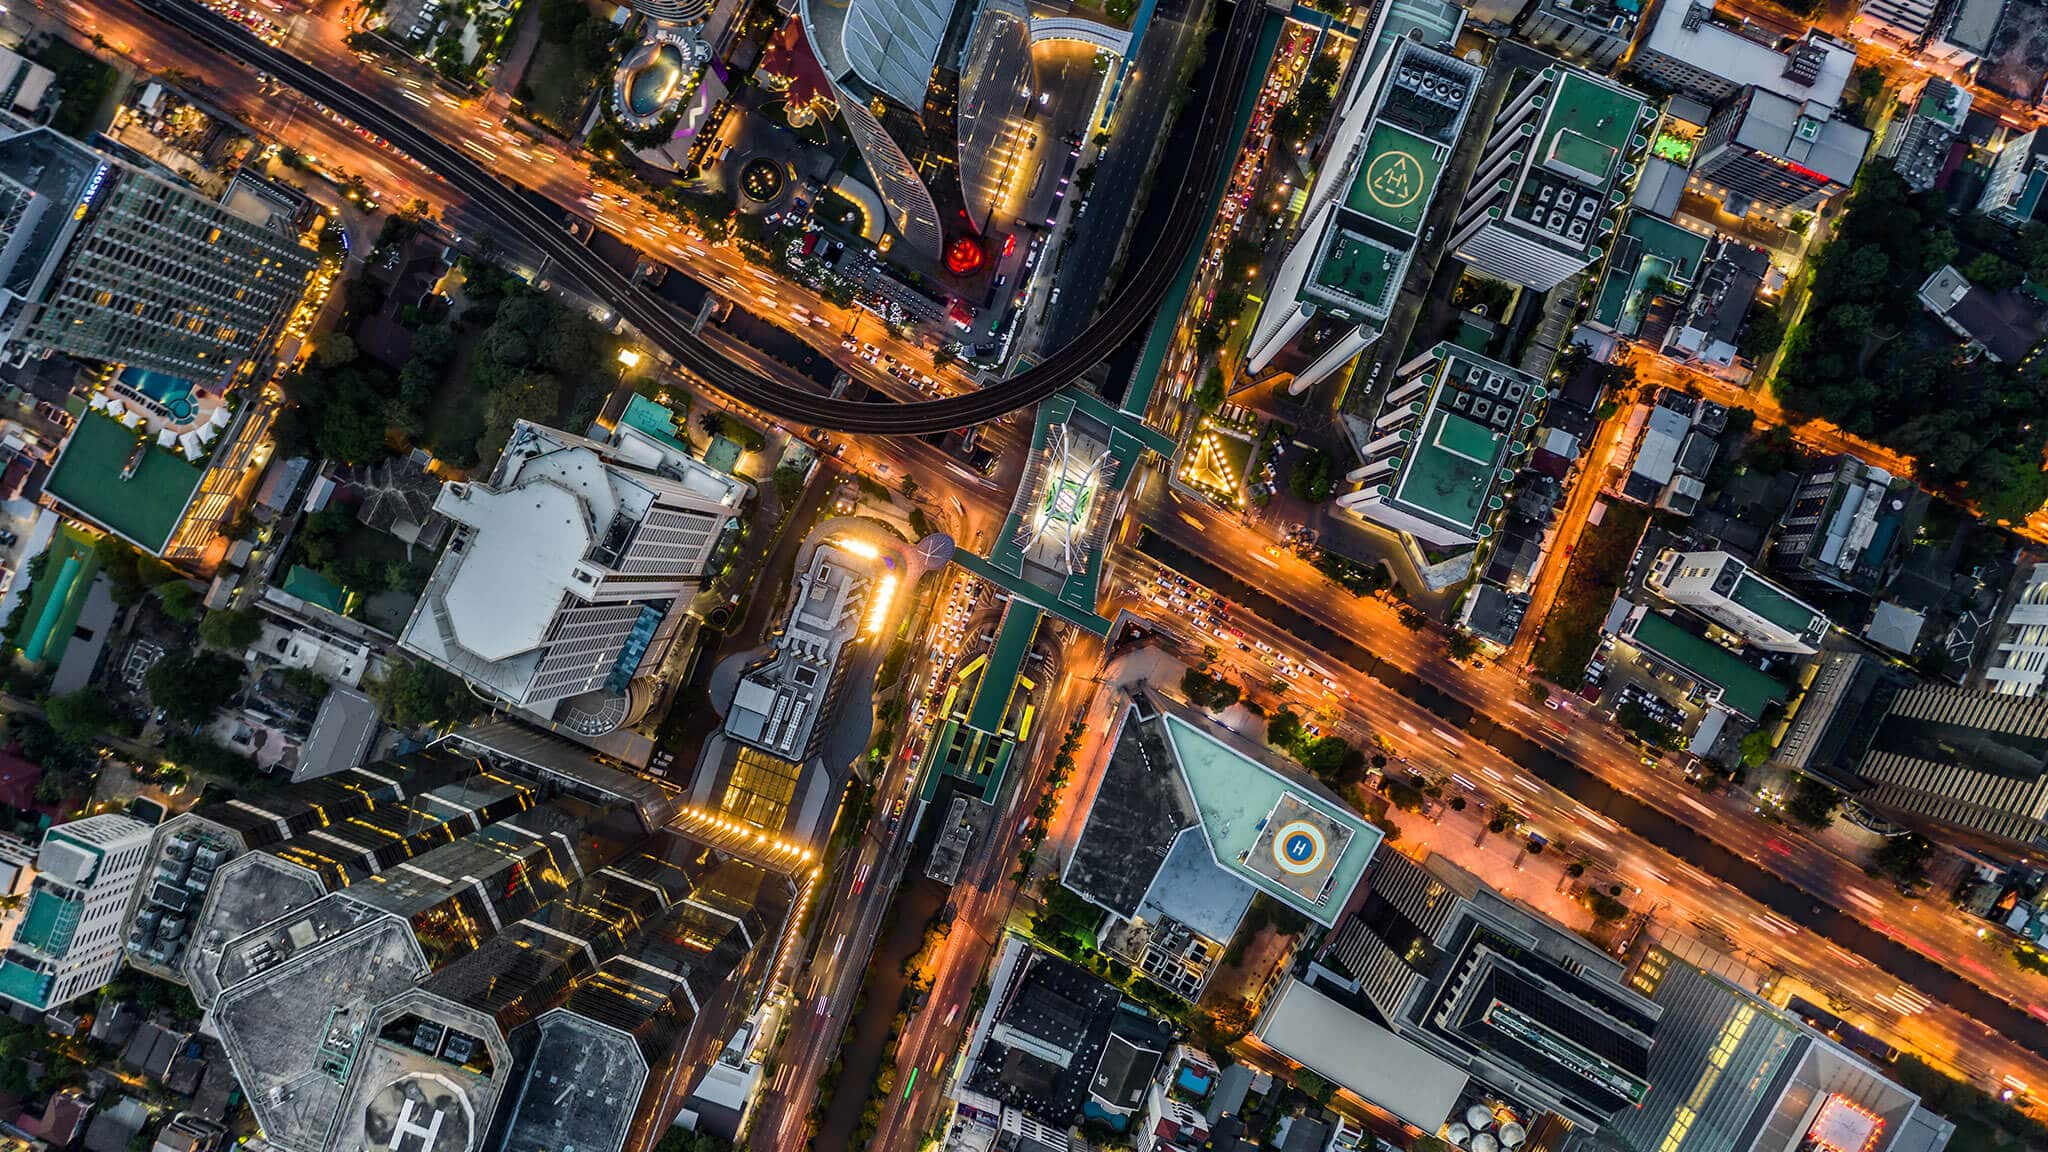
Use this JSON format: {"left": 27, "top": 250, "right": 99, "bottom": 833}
{"left": 136, "top": 0, "right": 1266, "bottom": 434}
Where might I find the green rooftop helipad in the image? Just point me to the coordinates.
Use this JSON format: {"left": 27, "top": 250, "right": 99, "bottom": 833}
{"left": 1345, "top": 122, "right": 1442, "bottom": 233}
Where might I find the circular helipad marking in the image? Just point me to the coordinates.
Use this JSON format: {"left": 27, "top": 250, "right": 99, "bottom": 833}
{"left": 1272, "top": 821, "right": 1327, "bottom": 875}
{"left": 1366, "top": 150, "right": 1425, "bottom": 210}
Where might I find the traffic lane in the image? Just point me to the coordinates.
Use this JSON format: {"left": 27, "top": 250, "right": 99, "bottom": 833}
{"left": 1134, "top": 526, "right": 2048, "bottom": 1065}
{"left": 749, "top": 616, "right": 958, "bottom": 1148}
{"left": 163, "top": 0, "right": 1262, "bottom": 435}
{"left": 1149, "top": 489, "right": 2035, "bottom": 989}
{"left": 41, "top": 0, "right": 454, "bottom": 209}
{"left": 872, "top": 650, "right": 1096, "bottom": 1149}
{"left": 99, "top": 0, "right": 1001, "bottom": 426}
{"left": 751, "top": 582, "right": 953, "bottom": 1145}
{"left": 1099, "top": 575, "right": 2048, "bottom": 1099}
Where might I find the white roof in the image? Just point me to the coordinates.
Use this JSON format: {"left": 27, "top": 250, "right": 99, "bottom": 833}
{"left": 1255, "top": 977, "right": 1467, "bottom": 1131}
{"left": 1631, "top": 404, "right": 1690, "bottom": 485}
{"left": 1643, "top": 0, "right": 1854, "bottom": 108}
{"left": 841, "top": 0, "right": 954, "bottom": 109}
{"left": 432, "top": 478, "right": 592, "bottom": 662}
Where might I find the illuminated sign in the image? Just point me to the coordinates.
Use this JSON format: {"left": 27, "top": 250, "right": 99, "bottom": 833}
{"left": 74, "top": 163, "right": 111, "bottom": 221}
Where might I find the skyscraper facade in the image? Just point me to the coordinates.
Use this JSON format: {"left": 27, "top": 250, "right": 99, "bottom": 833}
{"left": 0, "top": 128, "right": 318, "bottom": 384}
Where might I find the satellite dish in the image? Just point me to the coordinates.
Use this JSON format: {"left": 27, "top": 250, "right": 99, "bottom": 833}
{"left": 1501, "top": 1123, "right": 1528, "bottom": 1147}
{"left": 1448, "top": 1124, "right": 1472, "bottom": 1144}
{"left": 1468, "top": 1106, "right": 1496, "bottom": 1131}
{"left": 1474, "top": 1135, "right": 1498, "bottom": 1152}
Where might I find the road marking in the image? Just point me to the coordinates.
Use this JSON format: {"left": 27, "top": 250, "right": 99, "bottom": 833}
{"left": 1480, "top": 766, "right": 1504, "bottom": 783}
{"left": 1575, "top": 805, "right": 1618, "bottom": 832}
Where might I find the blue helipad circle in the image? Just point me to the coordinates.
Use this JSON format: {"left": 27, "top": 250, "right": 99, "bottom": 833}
{"left": 1271, "top": 820, "right": 1327, "bottom": 875}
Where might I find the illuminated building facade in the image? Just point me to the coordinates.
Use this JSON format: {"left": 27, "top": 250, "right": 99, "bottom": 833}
{"left": 0, "top": 127, "right": 317, "bottom": 386}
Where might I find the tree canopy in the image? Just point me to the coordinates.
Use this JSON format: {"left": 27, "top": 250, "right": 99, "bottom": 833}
{"left": 1775, "top": 169, "right": 2048, "bottom": 524}
{"left": 199, "top": 608, "right": 265, "bottom": 651}
{"left": 367, "top": 659, "right": 479, "bottom": 730}
{"left": 146, "top": 651, "right": 247, "bottom": 726}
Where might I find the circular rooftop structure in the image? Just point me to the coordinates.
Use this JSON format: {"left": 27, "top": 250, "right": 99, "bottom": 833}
{"left": 613, "top": 33, "right": 706, "bottom": 131}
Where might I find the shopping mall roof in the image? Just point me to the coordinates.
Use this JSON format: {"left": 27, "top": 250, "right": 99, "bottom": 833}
{"left": 44, "top": 408, "right": 205, "bottom": 555}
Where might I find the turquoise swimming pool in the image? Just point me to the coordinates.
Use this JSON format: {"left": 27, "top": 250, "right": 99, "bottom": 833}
{"left": 627, "top": 44, "right": 683, "bottom": 118}
{"left": 120, "top": 366, "right": 198, "bottom": 424}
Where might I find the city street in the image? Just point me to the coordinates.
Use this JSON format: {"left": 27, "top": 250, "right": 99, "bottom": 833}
{"left": 1119, "top": 490, "right": 2048, "bottom": 1108}
{"left": 48, "top": 0, "right": 981, "bottom": 415}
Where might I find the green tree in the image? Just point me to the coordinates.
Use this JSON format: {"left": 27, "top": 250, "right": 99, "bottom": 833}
{"left": 1288, "top": 449, "right": 1335, "bottom": 503}
{"left": 772, "top": 463, "right": 808, "bottom": 507}
{"left": 1295, "top": 1069, "right": 1335, "bottom": 1106}
{"left": 197, "top": 606, "right": 264, "bottom": 651}
{"left": 146, "top": 651, "right": 247, "bottom": 726}
{"left": 1180, "top": 668, "right": 1239, "bottom": 711}
{"left": 367, "top": 659, "right": 479, "bottom": 729}
{"left": 1265, "top": 708, "right": 1303, "bottom": 751}
{"left": 1786, "top": 774, "right": 1839, "bottom": 829}
{"left": 1194, "top": 364, "right": 1226, "bottom": 412}
{"left": 155, "top": 581, "right": 201, "bottom": 623}
{"left": 1299, "top": 735, "right": 1363, "bottom": 782}
{"left": 1739, "top": 728, "right": 1775, "bottom": 768}
{"left": 1874, "top": 833, "right": 1932, "bottom": 881}
{"left": 45, "top": 690, "right": 116, "bottom": 747}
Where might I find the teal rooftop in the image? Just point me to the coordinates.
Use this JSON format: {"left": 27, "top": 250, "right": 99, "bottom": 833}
{"left": 44, "top": 408, "right": 207, "bottom": 555}
{"left": 1161, "top": 711, "right": 1380, "bottom": 925}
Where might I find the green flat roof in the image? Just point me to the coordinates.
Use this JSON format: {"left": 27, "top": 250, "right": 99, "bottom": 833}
{"left": 1730, "top": 571, "right": 1825, "bottom": 638}
{"left": 1396, "top": 411, "right": 1501, "bottom": 531}
{"left": 617, "top": 394, "right": 689, "bottom": 455}
{"left": 967, "top": 602, "right": 1041, "bottom": 735}
{"left": 18, "top": 526, "right": 99, "bottom": 667}
{"left": 45, "top": 409, "right": 205, "bottom": 555}
{"left": 283, "top": 565, "right": 349, "bottom": 615}
{"left": 1346, "top": 122, "right": 1443, "bottom": 233}
{"left": 1160, "top": 712, "right": 1380, "bottom": 926}
{"left": 1592, "top": 213, "right": 1710, "bottom": 330}
{"left": 704, "top": 436, "right": 744, "bottom": 475}
{"left": 1313, "top": 228, "right": 1401, "bottom": 314}
{"left": 1628, "top": 612, "right": 1787, "bottom": 719}
{"left": 1538, "top": 71, "right": 1641, "bottom": 184}
{"left": 1621, "top": 213, "right": 1710, "bottom": 278}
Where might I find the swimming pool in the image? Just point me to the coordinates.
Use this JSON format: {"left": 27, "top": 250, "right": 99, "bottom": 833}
{"left": 119, "top": 366, "right": 198, "bottom": 424}
{"left": 626, "top": 43, "right": 683, "bottom": 119}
